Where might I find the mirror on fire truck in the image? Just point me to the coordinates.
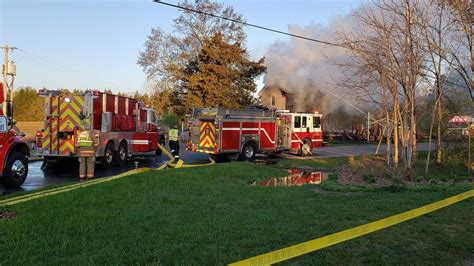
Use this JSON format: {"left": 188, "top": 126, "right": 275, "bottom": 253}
{"left": 0, "top": 116, "right": 7, "bottom": 132}
{"left": 147, "top": 109, "right": 157, "bottom": 124}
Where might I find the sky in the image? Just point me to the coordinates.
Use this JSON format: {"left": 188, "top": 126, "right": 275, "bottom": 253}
{"left": 0, "top": 0, "right": 363, "bottom": 94}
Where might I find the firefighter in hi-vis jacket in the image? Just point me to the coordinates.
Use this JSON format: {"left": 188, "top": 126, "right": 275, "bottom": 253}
{"left": 76, "top": 123, "right": 96, "bottom": 179}
{"left": 168, "top": 125, "right": 180, "bottom": 162}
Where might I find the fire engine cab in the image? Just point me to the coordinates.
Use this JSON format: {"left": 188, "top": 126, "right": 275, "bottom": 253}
{"left": 0, "top": 82, "right": 30, "bottom": 187}
{"left": 37, "top": 89, "right": 161, "bottom": 167}
{"left": 187, "top": 108, "right": 322, "bottom": 159}
{"left": 277, "top": 111, "right": 323, "bottom": 156}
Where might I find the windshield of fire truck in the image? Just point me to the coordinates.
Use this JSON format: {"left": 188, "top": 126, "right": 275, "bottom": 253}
{"left": 0, "top": 116, "right": 8, "bottom": 132}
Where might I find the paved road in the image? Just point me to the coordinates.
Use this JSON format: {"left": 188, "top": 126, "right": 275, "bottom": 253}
{"left": 277, "top": 143, "right": 433, "bottom": 159}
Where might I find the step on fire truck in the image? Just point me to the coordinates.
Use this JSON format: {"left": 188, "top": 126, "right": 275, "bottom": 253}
{"left": 37, "top": 90, "right": 161, "bottom": 168}
{"left": 0, "top": 82, "right": 30, "bottom": 187}
{"left": 186, "top": 108, "right": 323, "bottom": 159}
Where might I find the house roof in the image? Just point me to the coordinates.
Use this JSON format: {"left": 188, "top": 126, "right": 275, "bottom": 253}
{"left": 449, "top": 115, "right": 473, "bottom": 124}
{"left": 257, "top": 85, "right": 290, "bottom": 96}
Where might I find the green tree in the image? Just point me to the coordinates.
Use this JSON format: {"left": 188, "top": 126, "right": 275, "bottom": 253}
{"left": 161, "top": 112, "right": 180, "bottom": 128}
{"left": 13, "top": 87, "right": 44, "bottom": 121}
{"left": 137, "top": 0, "right": 263, "bottom": 115}
{"left": 179, "top": 32, "right": 266, "bottom": 111}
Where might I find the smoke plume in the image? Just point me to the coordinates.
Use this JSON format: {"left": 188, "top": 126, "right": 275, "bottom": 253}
{"left": 263, "top": 15, "right": 356, "bottom": 113}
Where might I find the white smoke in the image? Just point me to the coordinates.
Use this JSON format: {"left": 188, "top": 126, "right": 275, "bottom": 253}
{"left": 263, "top": 15, "right": 357, "bottom": 113}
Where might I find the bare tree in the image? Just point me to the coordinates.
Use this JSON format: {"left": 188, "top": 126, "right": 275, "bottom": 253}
{"left": 415, "top": 2, "right": 463, "bottom": 170}
{"left": 444, "top": 0, "right": 473, "bottom": 100}
{"left": 341, "top": 0, "right": 426, "bottom": 173}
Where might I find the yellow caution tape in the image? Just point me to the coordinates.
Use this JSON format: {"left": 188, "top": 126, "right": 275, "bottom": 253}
{"left": 0, "top": 143, "right": 214, "bottom": 207}
{"left": 229, "top": 189, "right": 474, "bottom": 266}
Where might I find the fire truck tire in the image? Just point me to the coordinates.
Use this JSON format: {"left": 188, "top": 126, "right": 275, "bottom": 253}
{"left": 2, "top": 152, "right": 28, "bottom": 187}
{"left": 300, "top": 138, "right": 313, "bottom": 157}
{"left": 116, "top": 141, "right": 128, "bottom": 166}
{"left": 239, "top": 142, "right": 257, "bottom": 161}
{"left": 102, "top": 142, "right": 116, "bottom": 168}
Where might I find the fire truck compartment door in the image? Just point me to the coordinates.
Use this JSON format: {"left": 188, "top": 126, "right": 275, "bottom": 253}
{"left": 198, "top": 121, "right": 216, "bottom": 151}
{"left": 101, "top": 112, "right": 112, "bottom": 132}
{"left": 277, "top": 118, "right": 290, "bottom": 148}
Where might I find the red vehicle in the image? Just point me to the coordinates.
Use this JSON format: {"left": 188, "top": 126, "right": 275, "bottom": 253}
{"left": 278, "top": 111, "right": 323, "bottom": 156}
{"left": 37, "top": 89, "right": 161, "bottom": 168}
{"left": 0, "top": 82, "right": 30, "bottom": 187}
{"left": 186, "top": 108, "right": 323, "bottom": 159}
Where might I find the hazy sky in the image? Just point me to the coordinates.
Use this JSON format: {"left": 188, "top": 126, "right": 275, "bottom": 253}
{"left": 1, "top": 0, "right": 362, "bottom": 94}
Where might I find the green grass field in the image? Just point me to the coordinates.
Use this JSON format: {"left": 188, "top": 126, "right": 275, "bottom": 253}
{"left": 1, "top": 162, "right": 473, "bottom": 264}
{"left": 15, "top": 121, "right": 43, "bottom": 137}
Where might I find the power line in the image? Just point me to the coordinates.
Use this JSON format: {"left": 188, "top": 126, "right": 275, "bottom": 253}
{"left": 16, "top": 49, "right": 126, "bottom": 90}
{"left": 153, "top": 0, "right": 344, "bottom": 48}
{"left": 153, "top": 1, "right": 381, "bottom": 122}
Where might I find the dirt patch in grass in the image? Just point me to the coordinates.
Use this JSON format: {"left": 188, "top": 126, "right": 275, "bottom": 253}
{"left": 336, "top": 156, "right": 399, "bottom": 186}
{"left": 335, "top": 155, "right": 474, "bottom": 187}
{"left": 0, "top": 209, "right": 17, "bottom": 219}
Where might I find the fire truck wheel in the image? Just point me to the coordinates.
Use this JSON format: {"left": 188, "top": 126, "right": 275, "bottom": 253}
{"left": 300, "top": 139, "right": 313, "bottom": 157}
{"left": 2, "top": 152, "right": 28, "bottom": 187}
{"left": 240, "top": 142, "right": 257, "bottom": 161}
{"left": 116, "top": 142, "right": 128, "bottom": 166}
{"left": 102, "top": 142, "right": 116, "bottom": 168}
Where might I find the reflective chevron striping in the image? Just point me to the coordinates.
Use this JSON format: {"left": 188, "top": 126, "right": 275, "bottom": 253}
{"left": 200, "top": 135, "right": 214, "bottom": 148}
{"left": 59, "top": 96, "right": 83, "bottom": 114}
{"left": 199, "top": 122, "right": 215, "bottom": 149}
{"left": 59, "top": 139, "right": 75, "bottom": 154}
{"left": 42, "top": 127, "right": 51, "bottom": 149}
{"left": 42, "top": 135, "right": 51, "bottom": 148}
{"left": 51, "top": 97, "right": 59, "bottom": 153}
{"left": 59, "top": 112, "right": 82, "bottom": 130}
{"left": 59, "top": 96, "right": 83, "bottom": 132}
{"left": 73, "top": 95, "right": 84, "bottom": 108}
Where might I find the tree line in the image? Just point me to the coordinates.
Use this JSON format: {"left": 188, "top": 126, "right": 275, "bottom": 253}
{"left": 337, "top": 0, "right": 472, "bottom": 174}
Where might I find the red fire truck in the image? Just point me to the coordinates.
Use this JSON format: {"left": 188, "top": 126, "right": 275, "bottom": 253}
{"left": 186, "top": 108, "right": 323, "bottom": 159}
{"left": 37, "top": 90, "right": 161, "bottom": 167}
{"left": 0, "top": 82, "right": 30, "bottom": 187}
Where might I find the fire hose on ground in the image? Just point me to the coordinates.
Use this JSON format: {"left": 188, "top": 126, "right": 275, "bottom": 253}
{"left": 0, "top": 143, "right": 215, "bottom": 207}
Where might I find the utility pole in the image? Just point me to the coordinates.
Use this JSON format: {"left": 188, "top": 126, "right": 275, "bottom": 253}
{"left": 1, "top": 45, "right": 18, "bottom": 119}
